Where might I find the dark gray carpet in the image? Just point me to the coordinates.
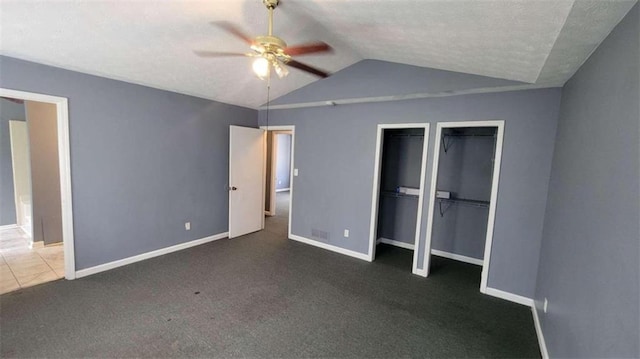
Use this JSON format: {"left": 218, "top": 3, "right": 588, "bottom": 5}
{"left": 0, "top": 192, "right": 540, "bottom": 358}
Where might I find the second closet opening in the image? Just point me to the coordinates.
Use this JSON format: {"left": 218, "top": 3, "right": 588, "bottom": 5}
{"left": 423, "top": 121, "right": 504, "bottom": 292}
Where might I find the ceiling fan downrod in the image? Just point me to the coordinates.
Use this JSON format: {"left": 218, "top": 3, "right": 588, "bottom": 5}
{"left": 264, "top": 0, "right": 278, "bottom": 36}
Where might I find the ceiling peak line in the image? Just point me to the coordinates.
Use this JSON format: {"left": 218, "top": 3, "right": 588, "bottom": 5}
{"left": 532, "top": 0, "right": 577, "bottom": 82}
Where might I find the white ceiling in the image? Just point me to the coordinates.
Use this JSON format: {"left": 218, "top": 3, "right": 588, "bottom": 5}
{"left": 0, "top": 0, "right": 636, "bottom": 109}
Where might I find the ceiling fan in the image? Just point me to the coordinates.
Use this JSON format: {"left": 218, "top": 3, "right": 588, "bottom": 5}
{"left": 194, "top": 0, "right": 332, "bottom": 80}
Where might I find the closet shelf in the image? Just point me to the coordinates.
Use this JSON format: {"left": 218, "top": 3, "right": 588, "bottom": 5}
{"left": 441, "top": 133, "right": 495, "bottom": 153}
{"left": 438, "top": 197, "right": 489, "bottom": 216}
{"left": 381, "top": 190, "right": 419, "bottom": 199}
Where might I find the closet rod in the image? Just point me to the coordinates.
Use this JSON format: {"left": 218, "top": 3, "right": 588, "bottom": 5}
{"left": 442, "top": 134, "right": 495, "bottom": 137}
{"left": 438, "top": 198, "right": 489, "bottom": 216}
{"left": 381, "top": 190, "right": 419, "bottom": 199}
{"left": 388, "top": 134, "right": 424, "bottom": 138}
{"left": 441, "top": 133, "right": 495, "bottom": 152}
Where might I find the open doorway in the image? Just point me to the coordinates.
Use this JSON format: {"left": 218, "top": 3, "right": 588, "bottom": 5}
{"left": 0, "top": 88, "right": 75, "bottom": 295}
{"left": 262, "top": 125, "right": 294, "bottom": 238}
{"left": 368, "top": 123, "right": 430, "bottom": 273}
{"left": 1, "top": 97, "right": 68, "bottom": 293}
{"left": 423, "top": 121, "right": 504, "bottom": 293}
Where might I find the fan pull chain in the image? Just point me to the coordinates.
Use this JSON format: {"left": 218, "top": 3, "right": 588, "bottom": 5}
{"left": 266, "top": 71, "right": 271, "bottom": 131}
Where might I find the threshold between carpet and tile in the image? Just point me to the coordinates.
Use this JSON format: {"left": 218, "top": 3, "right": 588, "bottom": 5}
{"left": 0, "top": 227, "right": 64, "bottom": 294}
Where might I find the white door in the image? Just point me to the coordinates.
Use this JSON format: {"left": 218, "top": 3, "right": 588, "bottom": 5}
{"left": 229, "top": 125, "right": 265, "bottom": 238}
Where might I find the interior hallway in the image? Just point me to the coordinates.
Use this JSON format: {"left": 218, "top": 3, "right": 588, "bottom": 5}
{"left": 0, "top": 227, "right": 64, "bottom": 294}
{"left": 264, "top": 190, "right": 290, "bottom": 237}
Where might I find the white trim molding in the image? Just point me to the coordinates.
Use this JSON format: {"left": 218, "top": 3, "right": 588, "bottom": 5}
{"left": 377, "top": 238, "right": 415, "bottom": 250}
{"left": 275, "top": 188, "right": 290, "bottom": 193}
{"left": 289, "top": 234, "right": 371, "bottom": 262}
{"left": 0, "top": 224, "right": 18, "bottom": 231}
{"left": 75, "top": 232, "right": 228, "bottom": 278}
{"left": 532, "top": 306, "right": 550, "bottom": 359}
{"left": 484, "top": 287, "right": 534, "bottom": 307}
{"left": 1, "top": 88, "right": 76, "bottom": 280}
{"left": 431, "top": 249, "right": 483, "bottom": 266}
{"left": 260, "top": 84, "right": 556, "bottom": 110}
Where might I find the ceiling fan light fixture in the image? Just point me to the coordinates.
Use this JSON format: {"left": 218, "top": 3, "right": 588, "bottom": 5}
{"left": 252, "top": 57, "right": 270, "bottom": 79}
{"left": 273, "top": 60, "right": 289, "bottom": 78}
{"left": 195, "top": 0, "right": 332, "bottom": 79}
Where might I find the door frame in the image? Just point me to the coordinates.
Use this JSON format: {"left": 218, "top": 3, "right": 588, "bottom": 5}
{"left": 422, "top": 120, "right": 504, "bottom": 293}
{"left": 260, "top": 125, "right": 295, "bottom": 238}
{"left": 264, "top": 130, "right": 292, "bottom": 217}
{"left": 1, "top": 88, "right": 76, "bottom": 280}
{"left": 367, "top": 123, "right": 430, "bottom": 275}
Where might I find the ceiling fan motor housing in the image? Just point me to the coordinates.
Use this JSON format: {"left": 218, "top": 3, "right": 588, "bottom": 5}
{"left": 255, "top": 35, "right": 287, "bottom": 52}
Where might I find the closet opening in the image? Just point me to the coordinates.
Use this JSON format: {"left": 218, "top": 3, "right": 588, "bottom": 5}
{"left": 368, "top": 123, "right": 429, "bottom": 273}
{"left": 423, "top": 121, "right": 504, "bottom": 292}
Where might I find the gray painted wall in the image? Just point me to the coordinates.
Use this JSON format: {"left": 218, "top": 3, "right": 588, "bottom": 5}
{"left": 431, "top": 128, "right": 496, "bottom": 260}
{"left": 377, "top": 128, "right": 424, "bottom": 245}
{"left": 0, "top": 99, "right": 25, "bottom": 225}
{"left": 271, "top": 59, "right": 525, "bottom": 106}
{"left": 275, "top": 133, "right": 291, "bottom": 190}
{"left": 25, "top": 101, "right": 62, "bottom": 245}
{"left": 0, "top": 56, "right": 257, "bottom": 270}
{"left": 535, "top": 4, "right": 639, "bottom": 357}
{"left": 259, "top": 61, "right": 561, "bottom": 298}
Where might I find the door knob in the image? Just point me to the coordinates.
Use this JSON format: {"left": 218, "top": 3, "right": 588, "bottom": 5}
{"left": 230, "top": 186, "right": 238, "bottom": 191}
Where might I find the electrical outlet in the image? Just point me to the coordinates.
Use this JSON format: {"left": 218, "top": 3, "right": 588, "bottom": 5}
{"left": 185, "top": 222, "right": 191, "bottom": 231}
{"left": 344, "top": 229, "right": 349, "bottom": 238}
{"left": 543, "top": 298, "right": 548, "bottom": 313}
{"left": 278, "top": 180, "right": 282, "bottom": 185}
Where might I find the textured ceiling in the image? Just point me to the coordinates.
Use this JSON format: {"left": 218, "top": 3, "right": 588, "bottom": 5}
{"left": 0, "top": 0, "right": 636, "bottom": 108}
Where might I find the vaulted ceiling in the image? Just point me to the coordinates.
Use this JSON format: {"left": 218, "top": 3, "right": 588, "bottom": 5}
{"left": 0, "top": 0, "right": 636, "bottom": 108}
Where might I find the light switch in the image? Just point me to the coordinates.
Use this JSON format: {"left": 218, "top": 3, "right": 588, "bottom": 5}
{"left": 293, "top": 168, "right": 299, "bottom": 176}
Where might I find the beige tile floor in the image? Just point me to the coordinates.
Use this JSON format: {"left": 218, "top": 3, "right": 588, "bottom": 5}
{"left": 0, "top": 227, "right": 64, "bottom": 294}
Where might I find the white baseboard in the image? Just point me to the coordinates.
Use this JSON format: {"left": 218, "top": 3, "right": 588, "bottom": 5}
{"left": 289, "top": 234, "right": 371, "bottom": 261}
{"left": 532, "top": 306, "right": 549, "bottom": 359}
{"left": 0, "top": 224, "right": 18, "bottom": 230}
{"left": 75, "top": 232, "right": 229, "bottom": 278}
{"left": 377, "top": 237, "right": 415, "bottom": 250}
{"left": 431, "top": 249, "right": 483, "bottom": 266}
{"left": 483, "top": 287, "right": 534, "bottom": 307}
{"left": 275, "top": 188, "right": 290, "bottom": 193}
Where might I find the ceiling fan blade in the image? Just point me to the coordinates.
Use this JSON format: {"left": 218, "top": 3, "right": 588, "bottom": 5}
{"left": 284, "top": 42, "right": 332, "bottom": 56}
{"left": 287, "top": 60, "right": 329, "bottom": 78}
{"left": 193, "top": 50, "right": 250, "bottom": 57}
{"left": 210, "top": 21, "right": 254, "bottom": 45}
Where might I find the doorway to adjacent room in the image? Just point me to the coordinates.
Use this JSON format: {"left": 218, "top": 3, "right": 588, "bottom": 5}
{"left": 0, "top": 88, "right": 76, "bottom": 293}
{"left": 262, "top": 125, "right": 294, "bottom": 238}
